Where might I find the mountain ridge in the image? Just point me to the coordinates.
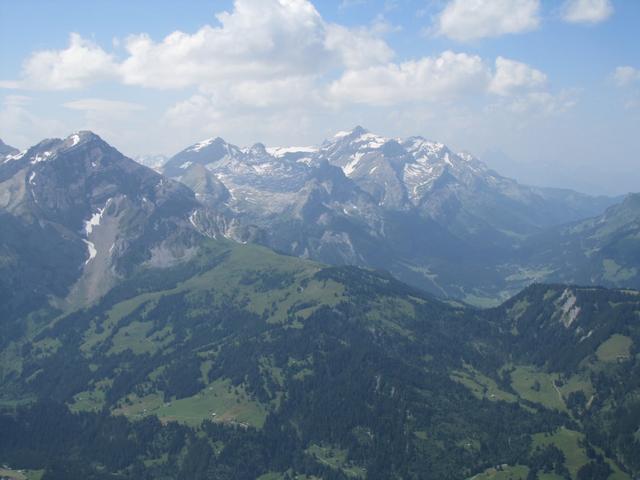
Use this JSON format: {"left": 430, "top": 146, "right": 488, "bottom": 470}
{"left": 159, "top": 126, "right": 624, "bottom": 304}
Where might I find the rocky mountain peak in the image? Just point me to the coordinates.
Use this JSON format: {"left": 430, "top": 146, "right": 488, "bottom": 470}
{"left": 329, "top": 125, "right": 368, "bottom": 141}
{"left": 65, "top": 130, "right": 102, "bottom": 147}
{"left": 248, "top": 142, "right": 268, "bottom": 156}
{"left": 186, "top": 136, "right": 227, "bottom": 153}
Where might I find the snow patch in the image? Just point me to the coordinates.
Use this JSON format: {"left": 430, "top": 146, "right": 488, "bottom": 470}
{"left": 84, "top": 202, "right": 109, "bottom": 236}
{"left": 444, "top": 152, "right": 453, "bottom": 167}
{"left": 458, "top": 151, "right": 474, "bottom": 162}
{"left": 83, "top": 239, "right": 97, "bottom": 264}
{"left": 252, "top": 162, "right": 278, "bottom": 175}
{"left": 180, "top": 161, "right": 193, "bottom": 169}
{"left": 4, "top": 150, "right": 26, "bottom": 163}
{"left": 31, "top": 151, "right": 52, "bottom": 164}
{"left": 28, "top": 172, "right": 36, "bottom": 185}
{"left": 189, "top": 138, "right": 216, "bottom": 152}
{"left": 333, "top": 130, "right": 352, "bottom": 139}
{"left": 408, "top": 139, "right": 446, "bottom": 160}
{"left": 70, "top": 134, "right": 80, "bottom": 146}
{"left": 343, "top": 152, "right": 364, "bottom": 176}
{"left": 357, "top": 132, "right": 386, "bottom": 149}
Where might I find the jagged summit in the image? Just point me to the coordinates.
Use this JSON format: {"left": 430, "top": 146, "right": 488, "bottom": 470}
{"left": 158, "top": 127, "right": 622, "bottom": 301}
{"left": 329, "top": 125, "right": 368, "bottom": 140}
{"left": 0, "top": 131, "right": 209, "bottom": 316}
{"left": 1, "top": 131, "right": 112, "bottom": 167}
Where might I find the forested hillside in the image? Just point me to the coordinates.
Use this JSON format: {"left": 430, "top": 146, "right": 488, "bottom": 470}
{"left": 1, "top": 239, "right": 638, "bottom": 479}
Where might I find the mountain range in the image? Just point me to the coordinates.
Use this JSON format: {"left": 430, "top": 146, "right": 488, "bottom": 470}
{"left": 161, "top": 126, "right": 628, "bottom": 304}
{"left": 0, "top": 131, "right": 638, "bottom": 479}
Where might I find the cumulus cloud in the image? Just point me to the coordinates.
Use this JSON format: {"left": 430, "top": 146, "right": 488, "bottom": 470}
{"left": 328, "top": 52, "right": 551, "bottom": 106}
{"left": 120, "top": 0, "right": 333, "bottom": 89}
{"left": 489, "top": 57, "right": 547, "bottom": 96}
{"left": 4, "top": 33, "right": 117, "bottom": 90}
{"left": 612, "top": 66, "right": 640, "bottom": 87}
{"left": 224, "top": 77, "right": 324, "bottom": 108}
{"left": 3, "top": 0, "right": 392, "bottom": 94}
{"left": 328, "top": 51, "right": 490, "bottom": 106}
{"left": 324, "top": 24, "right": 394, "bottom": 70}
{"left": 561, "top": 0, "right": 613, "bottom": 24}
{"left": 435, "top": 0, "right": 540, "bottom": 42}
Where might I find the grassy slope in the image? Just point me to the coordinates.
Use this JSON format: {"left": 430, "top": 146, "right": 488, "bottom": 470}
{"left": 70, "top": 240, "right": 346, "bottom": 427}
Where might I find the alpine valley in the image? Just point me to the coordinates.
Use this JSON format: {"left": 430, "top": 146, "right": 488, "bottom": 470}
{"left": 0, "top": 131, "right": 639, "bottom": 480}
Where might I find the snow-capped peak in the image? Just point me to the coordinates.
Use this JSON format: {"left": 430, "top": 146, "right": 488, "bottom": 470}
{"left": 324, "top": 127, "right": 389, "bottom": 152}
{"left": 403, "top": 137, "right": 447, "bottom": 159}
{"left": 330, "top": 126, "right": 368, "bottom": 141}
{"left": 333, "top": 130, "right": 352, "bottom": 139}
{"left": 188, "top": 137, "right": 226, "bottom": 153}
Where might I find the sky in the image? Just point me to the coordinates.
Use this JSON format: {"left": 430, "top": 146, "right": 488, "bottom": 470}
{"left": 0, "top": 0, "right": 638, "bottom": 195}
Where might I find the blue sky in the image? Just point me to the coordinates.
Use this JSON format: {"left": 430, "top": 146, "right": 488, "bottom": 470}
{"left": 1, "top": 0, "right": 638, "bottom": 195}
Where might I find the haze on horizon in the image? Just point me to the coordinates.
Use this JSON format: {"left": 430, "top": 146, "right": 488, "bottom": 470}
{"left": 0, "top": 0, "right": 639, "bottom": 196}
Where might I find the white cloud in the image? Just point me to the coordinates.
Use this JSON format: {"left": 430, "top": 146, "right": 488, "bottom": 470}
{"left": 561, "top": 0, "right": 613, "bottom": 24}
{"left": 328, "top": 51, "right": 490, "bottom": 106}
{"left": 63, "top": 98, "right": 146, "bottom": 113}
{"left": 324, "top": 24, "right": 394, "bottom": 69}
{"left": 612, "top": 66, "right": 640, "bottom": 87}
{"left": 6, "top": 33, "right": 117, "bottom": 90}
{"left": 120, "top": 0, "right": 326, "bottom": 89}
{"left": 328, "top": 52, "right": 550, "bottom": 106}
{"left": 2, "top": 0, "right": 392, "bottom": 93}
{"left": 489, "top": 57, "right": 547, "bottom": 96}
{"left": 435, "top": 0, "right": 540, "bottom": 42}
{"left": 119, "top": 0, "right": 391, "bottom": 89}
{"left": 224, "top": 76, "right": 323, "bottom": 108}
